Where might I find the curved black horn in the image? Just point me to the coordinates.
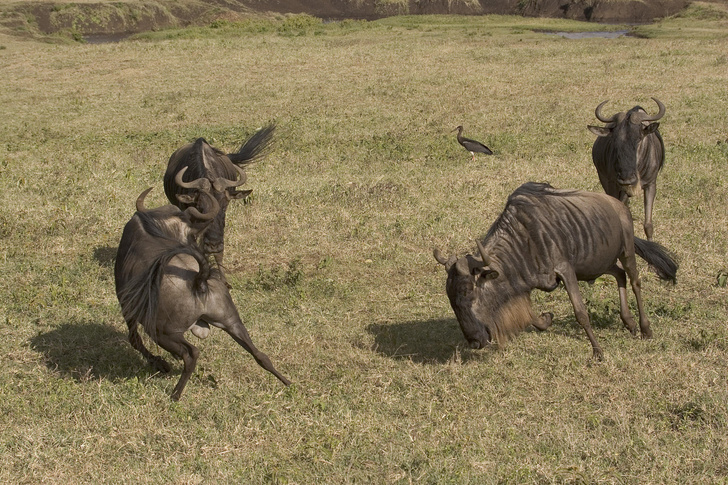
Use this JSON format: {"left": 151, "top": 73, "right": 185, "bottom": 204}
{"left": 175, "top": 166, "right": 212, "bottom": 192}
{"left": 184, "top": 184, "right": 220, "bottom": 221}
{"left": 136, "top": 187, "right": 154, "bottom": 212}
{"left": 475, "top": 240, "right": 491, "bottom": 267}
{"left": 594, "top": 100, "right": 617, "bottom": 124}
{"left": 638, "top": 97, "right": 666, "bottom": 123}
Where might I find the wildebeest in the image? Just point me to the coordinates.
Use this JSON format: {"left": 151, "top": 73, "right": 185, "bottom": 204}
{"left": 115, "top": 167, "right": 290, "bottom": 400}
{"left": 588, "top": 97, "right": 666, "bottom": 240}
{"left": 164, "top": 124, "right": 275, "bottom": 278}
{"left": 433, "top": 182, "right": 678, "bottom": 360}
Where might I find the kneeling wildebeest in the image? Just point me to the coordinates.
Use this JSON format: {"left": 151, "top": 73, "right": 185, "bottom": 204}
{"left": 588, "top": 97, "right": 665, "bottom": 240}
{"left": 115, "top": 167, "right": 290, "bottom": 400}
{"left": 434, "top": 182, "right": 678, "bottom": 360}
{"left": 164, "top": 125, "right": 275, "bottom": 280}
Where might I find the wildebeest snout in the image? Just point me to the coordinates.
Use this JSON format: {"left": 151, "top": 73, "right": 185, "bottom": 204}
{"left": 617, "top": 174, "right": 640, "bottom": 197}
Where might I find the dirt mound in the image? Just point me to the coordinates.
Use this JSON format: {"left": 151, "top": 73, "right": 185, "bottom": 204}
{"left": 242, "top": 0, "right": 691, "bottom": 23}
{"left": 0, "top": 0, "right": 693, "bottom": 38}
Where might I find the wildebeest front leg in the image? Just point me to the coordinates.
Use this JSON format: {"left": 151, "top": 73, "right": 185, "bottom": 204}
{"left": 606, "top": 265, "right": 638, "bottom": 336}
{"left": 556, "top": 268, "right": 604, "bottom": 360}
{"left": 154, "top": 332, "right": 200, "bottom": 401}
{"left": 212, "top": 251, "right": 231, "bottom": 288}
{"left": 643, "top": 183, "right": 656, "bottom": 240}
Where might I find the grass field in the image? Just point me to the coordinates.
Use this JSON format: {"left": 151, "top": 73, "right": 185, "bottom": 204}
{"left": 1, "top": 5, "right": 728, "bottom": 483}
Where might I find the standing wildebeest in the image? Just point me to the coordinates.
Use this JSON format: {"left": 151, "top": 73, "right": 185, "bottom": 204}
{"left": 588, "top": 97, "right": 666, "bottom": 240}
{"left": 164, "top": 124, "right": 275, "bottom": 278}
{"left": 433, "top": 182, "right": 677, "bottom": 360}
{"left": 115, "top": 167, "right": 290, "bottom": 400}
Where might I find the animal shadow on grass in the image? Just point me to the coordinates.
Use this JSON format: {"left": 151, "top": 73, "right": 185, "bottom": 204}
{"left": 366, "top": 318, "right": 482, "bottom": 364}
{"left": 30, "top": 321, "right": 147, "bottom": 382}
{"left": 92, "top": 245, "right": 117, "bottom": 268}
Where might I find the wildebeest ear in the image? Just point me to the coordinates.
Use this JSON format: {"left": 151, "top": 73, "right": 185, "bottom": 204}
{"left": 228, "top": 189, "right": 253, "bottom": 200}
{"left": 176, "top": 193, "right": 197, "bottom": 205}
{"left": 588, "top": 125, "right": 611, "bottom": 137}
{"left": 642, "top": 122, "right": 660, "bottom": 135}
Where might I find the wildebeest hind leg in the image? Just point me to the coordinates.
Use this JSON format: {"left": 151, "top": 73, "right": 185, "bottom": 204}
{"left": 224, "top": 321, "right": 291, "bottom": 386}
{"left": 619, "top": 255, "right": 652, "bottom": 339}
{"left": 154, "top": 332, "right": 200, "bottom": 401}
{"left": 556, "top": 268, "right": 604, "bottom": 360}
{"left": 606, "top": 265, "right": 638, "bottom": 336}
{"left": 127, "top": 322, "right": 171, "bottom": 373}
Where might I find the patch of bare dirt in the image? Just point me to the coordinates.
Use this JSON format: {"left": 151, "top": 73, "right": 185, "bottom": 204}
{"left": 0, "top": 0, "right": 695, "bottom": 38}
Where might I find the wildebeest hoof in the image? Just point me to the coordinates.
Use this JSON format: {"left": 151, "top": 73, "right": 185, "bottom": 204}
{"left": 640, "top": 330, "right": 653, "bottom": 340}
{"left": 151, "top": 357, "right": 171, "bottom": 374}
{"left": 592, "top": 348, "right": 604, "bottom": 361}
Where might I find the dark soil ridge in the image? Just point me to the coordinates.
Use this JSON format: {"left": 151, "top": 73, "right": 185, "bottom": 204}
{"left": 0, "top": 0, "right": 692, "bottom": 38}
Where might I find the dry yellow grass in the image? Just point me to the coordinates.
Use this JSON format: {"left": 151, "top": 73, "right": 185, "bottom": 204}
{"left": 0, "top": 10, "right": 727, "bottom": 483}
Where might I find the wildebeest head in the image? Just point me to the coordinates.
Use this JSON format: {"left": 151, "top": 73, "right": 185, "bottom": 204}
{"left": 137, "top": 166, "right": 221, "bottom": 243}
{"left": 165, "top": 138, "right": 249, "bottom": 255}
{"left": 588, "top": 97, "right": 665, "bottom": 196}
{"left": 434, "top": 241, "right": 532, "bottom": 350}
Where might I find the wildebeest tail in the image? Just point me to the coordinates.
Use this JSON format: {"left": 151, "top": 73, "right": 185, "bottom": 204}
{"left": 118, "top": 246, "right": 210, "bottom": 339}
{"left": 228, "top": 123, "right": 275, "bottom": 166}
{"left": 634, "top": 237, "right": 678, "bottom": 284}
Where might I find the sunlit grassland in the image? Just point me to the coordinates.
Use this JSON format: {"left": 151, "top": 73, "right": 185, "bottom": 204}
{"left": 0, "top": 7, "right": 727, "bottom": 483}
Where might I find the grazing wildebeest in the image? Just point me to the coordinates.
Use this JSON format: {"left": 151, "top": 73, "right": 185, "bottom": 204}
{"left": 164, "top": 124, "right": 275, "bottom": 278}
{"left": 433, "top": 182, "right": 678, "bottom": 360}
{"left": 588, "top": 97, "right": 666, "bottom": 240}
{"left": 115, "top": 167, "right": 290, "bottom": 400}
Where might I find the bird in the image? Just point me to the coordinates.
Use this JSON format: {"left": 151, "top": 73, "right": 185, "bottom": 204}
{"left": 453, "top": 125, "right": 493, "bottom": 160}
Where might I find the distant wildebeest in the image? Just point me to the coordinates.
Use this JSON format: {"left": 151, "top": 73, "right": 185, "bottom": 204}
{"left": 115, "top": 167, "right": 290, "bottom": 400}
{"left": 433, "top": 182, "right": 678, "bottom": 360}
{"left": 588, "top": 97, "right": 666, "bottom": 240}
{"left": 164, "top": 124, "right": 275, "bottom": 279}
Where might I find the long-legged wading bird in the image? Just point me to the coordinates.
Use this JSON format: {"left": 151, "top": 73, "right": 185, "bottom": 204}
{"left": 454, "top": 125, "right": 493, "bottom": 160}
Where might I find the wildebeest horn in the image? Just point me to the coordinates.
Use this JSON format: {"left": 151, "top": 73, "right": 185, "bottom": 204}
{"left": 475, "top": 240, "right": 491, "bottom": 267}
{"left": 174, "top": 167, "right": 219, "bottom": 221}
{"left": 185, "top": 186, "right": 220, "bottom": 221}
{"left": 594, "top": 100, "right": 617, "bottom": 124}
{"left": 175, "top": 166, "right": 212, "bottom": 192}
{"left": 433, "top": 248, "right": 448, "bottom": 265}
{"left": 634, "top": 97, "right": 666, "bottom": 123}
{"left": 136, "top": 187, "right": 154, "bottom": 212}
{"left": 213, "top": 164, "right": 247, "bottom": 192}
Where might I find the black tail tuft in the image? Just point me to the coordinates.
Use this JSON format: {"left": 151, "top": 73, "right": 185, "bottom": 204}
{"left": 634, "top": 238, "right": 678, "bottom": 284}
{"left": 228, "top": 123, "right": 276, "bottom": 167}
